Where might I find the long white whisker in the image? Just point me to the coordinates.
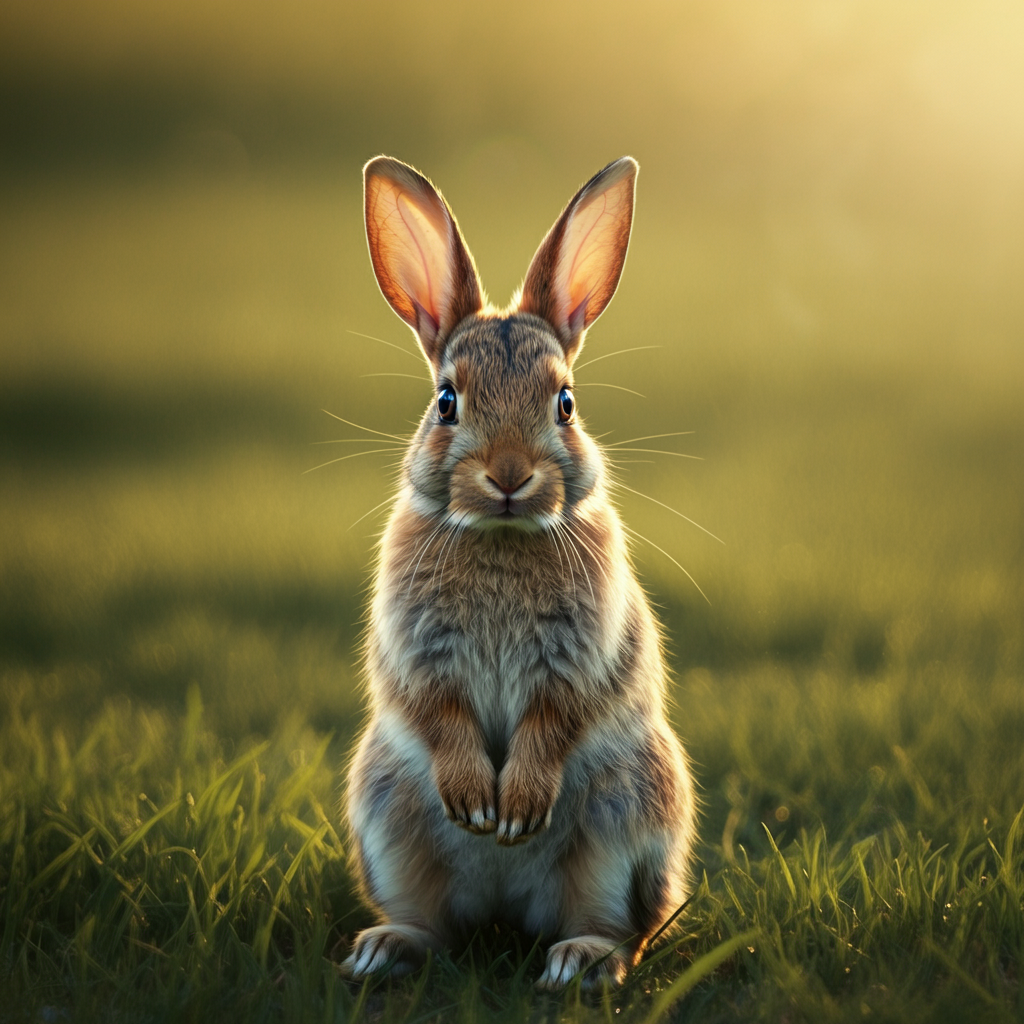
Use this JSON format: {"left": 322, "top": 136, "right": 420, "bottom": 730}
{"left": 398, "top": 509, "right": 447, "bottom": 578}
{"left": 346, "top": 329, "right": 422, "bottom": 361}
{"left": 321, "top": 409, "right": 411, "bottom": 443}
{"left": 347, "top": 496, "right": 395, "bottom": 532}
{"left": 623, "top": 525, "right": 711, "bottom": 605}
{"left": 311, "top": 438, "right": 407, "bottom": 446}
{"left": 431, "top": 515, "right": 463, "bottom": 593}
{"left": 572, "top": 345, "right": 661, "bottom": 373}
{"left": 574, "top": 382, "right": 646, "bottom": 398}
{"left": 303, "top": 449, "right": 402, "bottom": 474}
{"left": 562, "top": 515, "right": 610, "bottom": 594}
{"left": 563, "top": 519, "right": 612, "bottom": 579}
{"left": 404, "top": 512, "right": 455, "bottom": 596}
{"left": 360, "top": 372, "right": 430, "bottom": 381}
{"left": 606, "top": 448, "right": 703, "bottom": 461}
{"left": 613, "top": 481, "right": 725, "bottom": 545}
{"left": 557, "top": 522, "right": 594, "bottom": 605}
{"left": 547, "top": 522, "right": 575, "bottom": 603}
{"left": 436, "top": 519, "right": 468, "bottom": 593}
{"left": 554, "top": 519, "right": 587, "bottom": 577}
{"left": 605, "top": 432, "right": 695, "bottom": 448}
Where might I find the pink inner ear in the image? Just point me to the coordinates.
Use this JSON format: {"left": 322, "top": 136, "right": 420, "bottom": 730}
{"left": 392, "top": 192, "right": 450, "bottom": 328}
{"left": 556, "top": 186, "right": 632, "bottom": 333}
{"left": 366, "top": 173, "right": 453, "bottom": 333}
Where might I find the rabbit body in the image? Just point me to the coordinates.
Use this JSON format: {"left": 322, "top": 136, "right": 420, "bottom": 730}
{"left": 344, "top": 157, "right": 696, "bottom": 989}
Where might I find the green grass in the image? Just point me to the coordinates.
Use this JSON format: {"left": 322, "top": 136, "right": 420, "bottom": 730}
{"left": 1, "top": 167, "right": 1022, "bottom": 1022}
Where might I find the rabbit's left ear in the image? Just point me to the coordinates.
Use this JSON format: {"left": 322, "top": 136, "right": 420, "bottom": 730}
{"left": 364, "top": 156, "right": 484, "bottom": 367}
{"left": 519, "top": 157, "right": 637, "bottom": 364}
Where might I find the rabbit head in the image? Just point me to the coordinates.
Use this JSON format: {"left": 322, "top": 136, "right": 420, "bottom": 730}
{"left": 363, "top": 155, "right": 637, "bottom": 534}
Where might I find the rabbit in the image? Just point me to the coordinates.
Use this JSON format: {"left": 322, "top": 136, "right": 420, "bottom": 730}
{"left": 342, "top": 154, "right": 697, "bottom": 990}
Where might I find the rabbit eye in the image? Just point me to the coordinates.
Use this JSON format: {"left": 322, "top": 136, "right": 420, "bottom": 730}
{"left": 557, "top": 387, "right": 575, "bottom": 423}
{"left": 437, "top": 387, "right": 458, "bottom": 423}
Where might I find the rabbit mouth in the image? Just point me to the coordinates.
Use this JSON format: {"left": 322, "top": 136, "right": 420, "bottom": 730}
{"left": 451, "top": 502, "right": 562, "bottom": 534}
{"left": 448, "top": 458, "right": 566, "bottom": 530}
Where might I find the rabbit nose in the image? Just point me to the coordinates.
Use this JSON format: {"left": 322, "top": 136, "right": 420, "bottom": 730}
{"left": 487, "top": 472, "right": 534, "bottom": 497}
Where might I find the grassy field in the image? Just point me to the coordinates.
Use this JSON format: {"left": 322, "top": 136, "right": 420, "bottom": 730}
{"left": 0, "top": 171, "right": 1021, "bottom": 1023}
{"left": 2, "top": 1, "right": 1024, "bottom": 1020}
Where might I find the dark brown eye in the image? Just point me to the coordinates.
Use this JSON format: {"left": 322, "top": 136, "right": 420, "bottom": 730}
{"left": 557, "top": 387, "right": 575, "bottom": 423}
{"left": 437, "top": 387, "right": 457, "bottom": 423}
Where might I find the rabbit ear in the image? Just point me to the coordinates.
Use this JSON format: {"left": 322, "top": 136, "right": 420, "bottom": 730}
{"left": 364, "top": 156, "right": 484, "bottom": 366}
{"left": 519, "top": 157, "right": 638, "bottom": 364}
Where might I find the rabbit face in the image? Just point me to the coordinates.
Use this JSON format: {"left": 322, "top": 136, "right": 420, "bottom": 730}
{"left": 405, "top": 315, "right": 602, "bottom": 533}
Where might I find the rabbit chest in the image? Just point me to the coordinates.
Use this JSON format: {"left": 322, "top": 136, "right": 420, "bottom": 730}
{"left": 369, "top": 506, "right": 634, "bottom": 755}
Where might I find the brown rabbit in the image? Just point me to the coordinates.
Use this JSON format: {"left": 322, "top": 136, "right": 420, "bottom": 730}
{"left": 342, "top": 155, "right": 696, "bottom": 989}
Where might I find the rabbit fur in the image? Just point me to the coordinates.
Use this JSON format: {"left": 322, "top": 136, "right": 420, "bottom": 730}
{"left": 343, "top": 155, "right": 696, "bottom": 990}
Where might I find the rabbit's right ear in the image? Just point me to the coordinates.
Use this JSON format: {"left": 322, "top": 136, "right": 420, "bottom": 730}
{"left": 364, "top": 156, "right": 484, "bottom": 367}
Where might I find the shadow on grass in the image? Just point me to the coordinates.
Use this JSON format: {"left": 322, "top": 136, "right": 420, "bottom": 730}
{"left": 0, "top": 377, "right": 314, "bottom": 465}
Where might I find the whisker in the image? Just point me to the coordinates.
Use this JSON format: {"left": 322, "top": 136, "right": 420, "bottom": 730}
{"left": 623, "top": 525, "right": 710, "bottom": 605}
{"left": 574, "top": 382, "right": 646, "bottom": 398}
{"left": 312, "top": 438, "right": 406, "bottom": 446}
{"left": 404, "top": 512, "right": 455, "bottom": 595}
{"left": 557, "top": 524, "right": 583, "bottom": 604}
{"left": 572, "top": 345, "right": 661, "bottom": 373}
{"left": 347, "top": 496, "right": 395, "bottom": 532}
{"left": 564, "top": 521, "right": 613, "bottom": 603}
{"left": 346, "top": 329, "right": 421, "bottom": 361}
{"left": 606, "top": 448, "right": 703, "bottom": 461}
{"left": 431, "top": 514, "right": 461, "bottom": 591}
{"left": 564, "top": 519, "right": 612, "bottom": 576}
{"left": 613, "top": 481, "right": 724, "bottom": 545}
{"left": 556, "top": 522, "right": 595, "bottom": 605}
{"left": 302, "top": 448, "right": 402, "bottom": 474}
{"left": 605, "top": 431, "right": 695, "bottom": 448}
{"left": 547, "top": 525, "right": 572, "bottom": 600}
{"left": 321, "top": 409, "right": 411, "bottom": 443}
{"left": 435, "top": 519, "right": 468, "bottom": 593}
{"left": 360, "top": 372, "right": 430, "bottom": 381}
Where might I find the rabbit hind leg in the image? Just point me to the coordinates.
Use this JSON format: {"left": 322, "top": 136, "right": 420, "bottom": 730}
{"left": 537, "top": 839, "right": 682, "bottom": 991}
{"left": 345, "top": 771, "right": 451, "bottom": 979}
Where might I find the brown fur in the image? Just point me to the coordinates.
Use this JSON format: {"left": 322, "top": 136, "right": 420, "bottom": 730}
{"left": 343, "top": 156, "right": 697, "bottom": 989}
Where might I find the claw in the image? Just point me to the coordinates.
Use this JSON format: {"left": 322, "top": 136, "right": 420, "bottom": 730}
{"left": 469, "top": 807, "right": 497, "bottom": 833}
{"left": 496, "top": 818, "right": 525, "bottom": 845}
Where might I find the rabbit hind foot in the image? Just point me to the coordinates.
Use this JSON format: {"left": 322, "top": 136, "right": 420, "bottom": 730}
{"left": 340, "top": 923, "right": 436, "bottom": 980}
{"left": 535, "top": 935, "right": 631, "bottom": 991}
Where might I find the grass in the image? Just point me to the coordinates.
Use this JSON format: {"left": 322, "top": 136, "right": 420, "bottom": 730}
{"left": 2, "top": 675, "right": 1022, "bottom": 1022}
{"left": 1, "top": 167, "right": 1022, "bottom": 1022}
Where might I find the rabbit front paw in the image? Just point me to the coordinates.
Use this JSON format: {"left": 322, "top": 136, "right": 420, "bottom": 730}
{"left": 434, "top": 753, "right": 497, "bottom": 834}
{"left": 495, "top": 760, "right": 561, "bottom": 846}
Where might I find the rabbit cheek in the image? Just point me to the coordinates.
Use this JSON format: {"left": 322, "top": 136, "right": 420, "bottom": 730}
{"left": 406, "top": 426, "right": 457, "bottom": 510}
{"left": 558, "top": 428, "right": 601, "bottom": 509}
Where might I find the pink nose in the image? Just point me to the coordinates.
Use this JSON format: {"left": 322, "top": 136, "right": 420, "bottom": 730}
{"left": 487, "top": 473, "right": 533, "bottom": 497}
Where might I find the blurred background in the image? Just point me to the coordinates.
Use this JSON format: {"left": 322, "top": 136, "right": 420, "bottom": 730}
{"left": 1, "top": 0, "right": 1022, "bottom": 836}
